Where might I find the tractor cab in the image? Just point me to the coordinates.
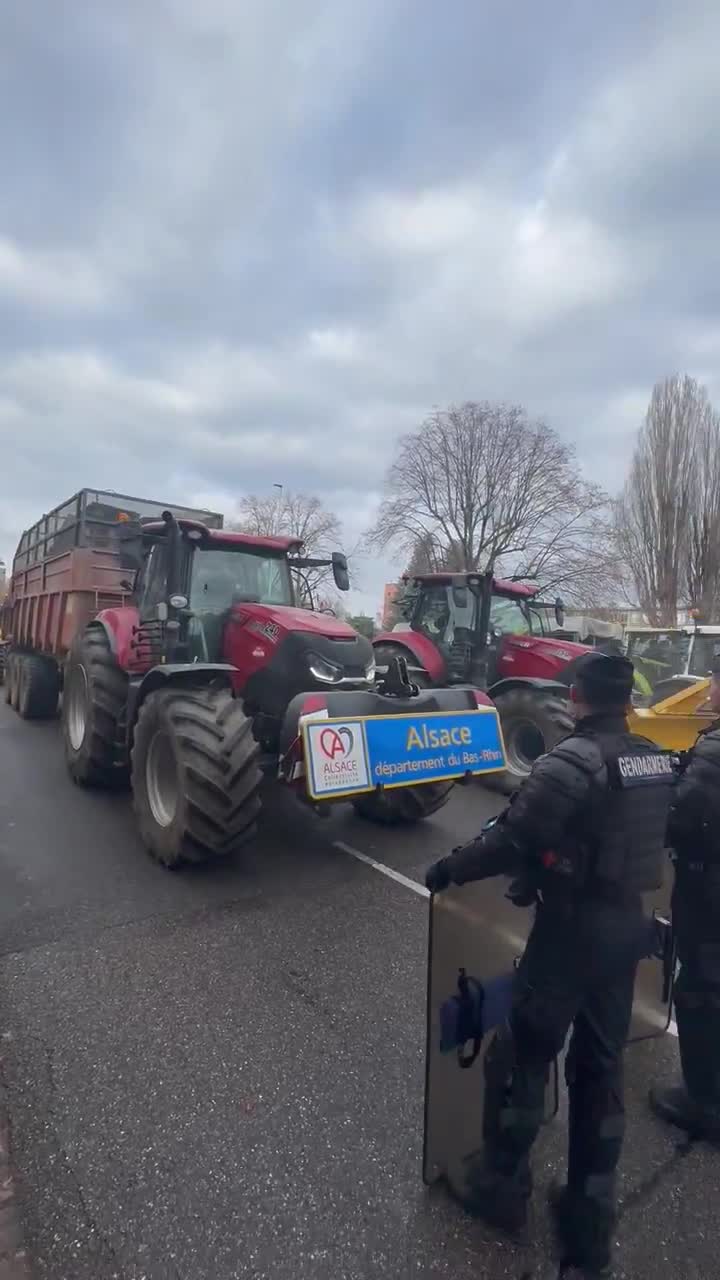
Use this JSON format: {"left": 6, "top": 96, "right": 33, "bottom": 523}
{"left": 121, "top": 512, "right": 370, "bottom": 752}
{"left": 373, "top": 572, "right": 577, "bottom": 787}
{"left": 125, "top": 513, "right": 351, "bottom": 664}
{"left": 405, "top": 572, "right": 561, "bottom": 686}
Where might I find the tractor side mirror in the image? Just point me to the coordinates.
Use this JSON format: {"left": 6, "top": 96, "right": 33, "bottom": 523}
{"left": 332, "top": 551, "right": 350, "bottom": 592}
{"left": 554, "top": 596, "right": 565, "bottom": 628}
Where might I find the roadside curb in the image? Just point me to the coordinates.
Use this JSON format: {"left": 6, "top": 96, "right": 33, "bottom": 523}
{"left": 0, "top": 1092, "right": 31, "bottom": 1279}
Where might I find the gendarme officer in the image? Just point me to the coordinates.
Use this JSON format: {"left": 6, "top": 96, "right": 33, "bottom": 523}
{"left": 426, "top": 652, "right": 674, "bottom": 1276}
{"left": 650, "top": 656, "right": 720, "bottom": 1137}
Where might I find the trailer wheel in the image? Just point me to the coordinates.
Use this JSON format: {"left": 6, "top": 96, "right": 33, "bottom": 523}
{"left": 9, "top": 656, "right": 21, "bottom": 711}
{"left": 352, "top": 779, "right": 453, "bottom": 825}
{"left": 4, "top": 655, "right": 14, "bottom": 705}
{"left": 131, "top": 685, "right": 262, "bottom": 869}
{"left": 489, "top": 686, "right": 573, "bottom": 792}
{"left": 17, "top": 655, "right": 60, "bottom": 720}
{"left": 63, "top": 628, "right": 128, "bottom": 785}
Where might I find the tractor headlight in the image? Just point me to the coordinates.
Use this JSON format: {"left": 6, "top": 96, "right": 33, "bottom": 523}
{"left": 307, "top": 651, "right": 344, "bottom": 684}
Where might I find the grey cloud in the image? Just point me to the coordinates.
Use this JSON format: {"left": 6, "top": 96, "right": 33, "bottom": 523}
{"left": 1, "top": 0, "right": 719, "bottom": 612}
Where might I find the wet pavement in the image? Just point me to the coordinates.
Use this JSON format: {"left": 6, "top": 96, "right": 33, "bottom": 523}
{"left": 0, "top": 701, "right": 717, "bottom": 1278}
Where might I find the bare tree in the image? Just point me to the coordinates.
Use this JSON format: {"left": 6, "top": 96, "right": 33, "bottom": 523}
{"left": 615, "top": 376, "right": 706, "bottom": 625}
{"left": 512, "top": 496, "right": 622, "bottom": 608}
{"left": 686, "top": 407, "right": 720, "bottom": 621}
{"left": 233, "top": 491, "right": 343, "bottom": 606}
{"left": 367, "top": 401, "right": 611, "bottom": 602}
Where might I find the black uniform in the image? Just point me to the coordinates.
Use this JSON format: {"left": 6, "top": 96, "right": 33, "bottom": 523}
{"left": 426, "top": 655, "right": 674, "bottom": 1271}
{"left": 650, "top": 710, "right": 720, "bottom": 1132}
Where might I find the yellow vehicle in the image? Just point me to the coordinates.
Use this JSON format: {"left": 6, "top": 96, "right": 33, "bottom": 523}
{"left": 625, "top": 625, "right": 720, "bottom": 703}
{"left": 628, "top": 678, "right": 715, "bottom": 751}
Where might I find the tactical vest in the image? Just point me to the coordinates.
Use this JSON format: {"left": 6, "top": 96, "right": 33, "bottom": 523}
{"left": 546, "top": 731, "right": 674, "bottom": 897}
{"left": 669, "top": 724, "right": 720, "bottom": 861}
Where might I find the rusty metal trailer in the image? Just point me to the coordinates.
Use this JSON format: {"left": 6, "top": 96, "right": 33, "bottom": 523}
{"left": 2, "top": 489, "right": 222, "bottom": 716}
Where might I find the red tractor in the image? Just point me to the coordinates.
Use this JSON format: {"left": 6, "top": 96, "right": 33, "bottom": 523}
{"left": 374, "top": 571, "right": 593, "bottom": 789}
{"left": 3, "top": 490, "right": 500, "bottom": 866}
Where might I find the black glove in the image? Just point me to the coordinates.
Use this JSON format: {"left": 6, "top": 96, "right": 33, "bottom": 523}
{"left": 505, "top": 875, "right": 538, "bottom": 908}
{"left": 425, "top": 857, "right": 452, "bottom": 894}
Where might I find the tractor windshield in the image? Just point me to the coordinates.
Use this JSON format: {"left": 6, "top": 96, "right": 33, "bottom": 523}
{"left": 413, "top": 584, "right": 475, "bottom": 647}
{"left": 412, "top": 584, "right": 536, "bottom": 647}
{"left": 489, "top": 594, "right": 533, "bottom": 636}
{"left": 190, "top": 548, "right": 293, "bottom": 612}
{"left": 690, "top": 634, "right": 720, "bottom": 677}
{"left": 625, "top": 631, "right": 691, "bottom": 690}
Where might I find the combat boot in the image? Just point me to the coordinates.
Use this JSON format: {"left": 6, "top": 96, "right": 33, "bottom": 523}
{"left": 548, "top": 1182, "right": 614, "bottom": 1278}
{"left": 649, "top": 1084, "right": 720, "bottom": 1140}
{"left": 452, "top": 1158, "right": 531, "bottom": 1236}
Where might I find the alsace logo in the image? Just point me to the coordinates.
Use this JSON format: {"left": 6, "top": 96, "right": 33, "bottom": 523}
{"left": 307, "top": 718, "right": 369, "bottom": 795}
{"left": 319, "top": 726, "right": 355, "bottom": 760}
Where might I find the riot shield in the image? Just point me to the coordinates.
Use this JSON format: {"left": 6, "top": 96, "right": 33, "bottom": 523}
{"left": 628, "top": 871, "right": 676, "bottom": 1042}
{"left": 424, "top": 878, "right": 676, "bottom": 1196}
{"left": 423, "top": 884, "right": 558, "bottom": 1193}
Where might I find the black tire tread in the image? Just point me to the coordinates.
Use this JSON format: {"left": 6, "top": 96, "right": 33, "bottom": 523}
{"left": 4, "top": 654, "right": 14, "bottom": 705}
{"left": 63, "top": 628, "right": 127, "bottom": 784}
{"left": 486, "top": 685, "right": 573, "bottom": 793}
{"left": 9, "top": 655, "right": 20, "bottom": 711}
{"left": 352, "top": 778, "right": 453, "bottom": 825}
{"left": 17, "top": 654, "right": 59, "bottom": 720}
{"left": 132, "top": 686, "right": 262, "bottom": 868}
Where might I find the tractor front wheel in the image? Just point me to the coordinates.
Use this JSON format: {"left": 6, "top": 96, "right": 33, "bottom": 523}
{"left": 489, "top": 686, "right": 573, "bottom": 792}
{"left": 352, "top": 779, "right": 453, "bottom": 825}
{"left": 131, "top": 685, "right": 262, "bottom": 869}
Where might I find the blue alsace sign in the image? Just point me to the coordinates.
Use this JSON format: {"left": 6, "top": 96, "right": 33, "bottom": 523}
{"left": 302, "top": 707, "right": 506, "bottom": 801}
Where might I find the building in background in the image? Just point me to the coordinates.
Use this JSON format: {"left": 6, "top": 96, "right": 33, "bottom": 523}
{"left": 382, "top": 582, "right": 399, "bottom": 629}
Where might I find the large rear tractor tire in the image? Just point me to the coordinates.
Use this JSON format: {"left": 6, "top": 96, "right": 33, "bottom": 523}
{"left": 352, "top": 779, "right": 453, "bottom": 825}
{"left": 17, "top": 655, "right": 60, "bottom": 720}
{"left": 63, "top": 628, "right": 128, "bottom": 785}
{"left": 131, "top": 685, "right": 262, "bottom": 869}
{"left": 488, "top": 686, "right": 573, "bottom": 793}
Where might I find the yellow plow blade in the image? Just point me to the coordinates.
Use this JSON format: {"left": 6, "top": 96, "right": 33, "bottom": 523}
{"left": 628, "top": 679, "right": 714, "bottom": 750}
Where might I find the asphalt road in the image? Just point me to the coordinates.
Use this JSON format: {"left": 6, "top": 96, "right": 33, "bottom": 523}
{"left": 0, "top": 701, "right": 718, "bottom": 1279}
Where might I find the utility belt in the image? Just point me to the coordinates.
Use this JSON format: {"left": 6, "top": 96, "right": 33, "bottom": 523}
{"left": 540, "top": 880, "right": 643, "bottom": 910}
{"left": 507, "top": 868, "right": 642, "bottom": 913}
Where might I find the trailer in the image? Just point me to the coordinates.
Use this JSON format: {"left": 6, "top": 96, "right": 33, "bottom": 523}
{"left": 2, "top": 489, "right": 505, "bottom": 867}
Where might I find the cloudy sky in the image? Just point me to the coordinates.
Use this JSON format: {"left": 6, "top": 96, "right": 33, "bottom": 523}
{"left": 1, "top": 0, "right": 719, "bottom": 611}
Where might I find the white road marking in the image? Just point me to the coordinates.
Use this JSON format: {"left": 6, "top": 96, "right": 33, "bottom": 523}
{"left": 332, "top": 841, "right": 430, "bottom": 898}
{"left": 333, "top": 840, "right": 679, "bottom": 1037}
{"left": 633, "top": 1000, "right": 678, "bottom": 1038}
